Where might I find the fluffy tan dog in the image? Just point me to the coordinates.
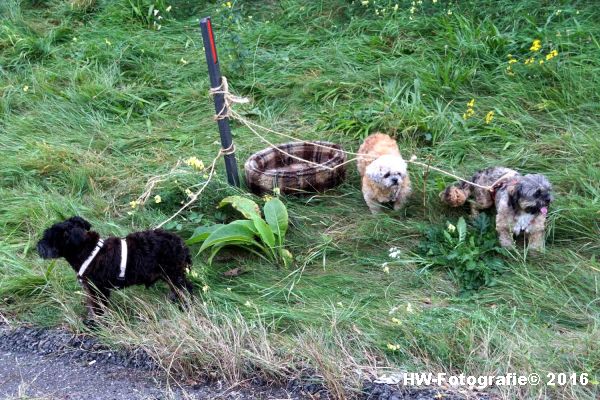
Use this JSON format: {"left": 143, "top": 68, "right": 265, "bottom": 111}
{"left": 357, "top": 133, "right": 411, "bottom": 214}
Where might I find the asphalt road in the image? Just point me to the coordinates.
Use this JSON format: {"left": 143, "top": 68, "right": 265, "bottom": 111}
{"left": 0, "top": 349, "right": 192, "bottom": 400}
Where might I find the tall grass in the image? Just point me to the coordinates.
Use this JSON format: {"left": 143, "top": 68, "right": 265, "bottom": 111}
{"left": 1, "top": 0, "right": 599, "bottom": 398}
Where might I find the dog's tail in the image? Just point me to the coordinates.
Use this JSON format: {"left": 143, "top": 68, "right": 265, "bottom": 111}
{"left": 439, "top": 181, "right": 471, "bottom": 207}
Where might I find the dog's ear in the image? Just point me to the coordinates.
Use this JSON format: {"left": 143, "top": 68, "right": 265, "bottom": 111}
{"left": 68, "top": 216, "right": 91, "bottom": 230}
{"left": 508, "top": 183, "right": 521, "bottom": 210}
{"left": 65, "top": 227, "right": 86, "bottom": 247}
{"left": 366, "top": 161, "right": 383, "bottom": 183}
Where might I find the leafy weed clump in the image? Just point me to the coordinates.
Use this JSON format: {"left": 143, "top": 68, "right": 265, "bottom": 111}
{"left": 418, "top": 214, "right": 508, "bottom": 292}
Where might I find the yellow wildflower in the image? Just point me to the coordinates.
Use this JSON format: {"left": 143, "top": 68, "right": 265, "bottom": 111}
{"left": 225, "top": 1, "right": 232, "bottom": 8}
{"left": 185, "top": 156, "right": 205, "bottom": 171}
{"left": 530, "top": 39, "right": 542, "bottom": 52}
{"left": 524, "top": 57, "right": 535, "bottom": 65}
{"left": 129, "top": 200, "right": 139, "bottom": 209}
{"left": 154, "top": 195, "right": 162, "bottom": 204}
{"left": 180, "top": 57, "right": 188, "bottom": 65}
{"left": 508, "top": 58, "right": 518, "bottom": 64}
{"left": 506, "top": 66, "right": 515, "bottom": 76}
{"left": 546, "top": 49, "right": 558, "bottom": 60}
{"left": 387, "top": 343, "right": 400, "bottom": 351}
{"left": 391, "top": 317, "right": 402, "bottom": 325}
{"left": 485, "top": 111, "right": 494, "bottom": 124}
{"left": 463, "top": 108, "right": 475, "bottom": 120}
{"left": 23, "top": 85, "right": 29, "bottom": 92}
{"left": 467, "top": 98, "right": 475, "bottom": 108}
{"left": 105, "top": 38, "right": 112, "bottom": 46}
{"left": 539, "top": 59, "right": 544, "bottom": 65}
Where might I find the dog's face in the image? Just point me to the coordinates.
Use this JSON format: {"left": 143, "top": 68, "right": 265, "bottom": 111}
{"left": 511, "top": 174, "right": 554, "bottom": 214}
{"left": 366, "top": 155, "right": 408, "bottom": 189}
{"left": 37, "top": 216, "right": 92, "bottom": 259}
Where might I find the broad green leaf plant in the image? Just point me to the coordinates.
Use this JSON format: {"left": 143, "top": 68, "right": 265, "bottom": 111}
{"left": 418, "top": 214, "right": 508, "bottom": 292}
{"left": 186, "top": 196, "right": 292, "bottom": 267}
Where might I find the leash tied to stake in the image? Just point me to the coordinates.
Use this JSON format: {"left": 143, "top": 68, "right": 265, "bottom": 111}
{"left": 208, "top": 76, "right": 512, "bottom": 193}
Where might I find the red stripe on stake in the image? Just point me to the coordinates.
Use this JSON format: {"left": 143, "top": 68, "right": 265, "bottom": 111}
{"left": 207, "top": 19, "right": 218, "bottom": 64}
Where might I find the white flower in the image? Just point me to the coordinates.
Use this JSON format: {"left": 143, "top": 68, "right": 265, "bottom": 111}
{"left": 447, "top": 223, "right": 456, "bottom": 232}
{"left": 388, "top": 247, "right": 401, "bottom": 259}
{"left": 166, "top": 5, "right": 172, "bottom": 12}
{"left": 153, "top": 9, "right": 159, "bottom": 16}
{"left": 154, "top": 195, "right": 162, "bottom": 204}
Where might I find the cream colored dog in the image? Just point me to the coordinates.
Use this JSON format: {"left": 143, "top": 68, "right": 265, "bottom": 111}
{"left": 357, "top": 133, "right": 411, "bottom": 214}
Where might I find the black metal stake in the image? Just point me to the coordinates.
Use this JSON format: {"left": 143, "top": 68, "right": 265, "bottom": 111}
{"left": 200, "top": 16, "right": 240, "bottom": 187}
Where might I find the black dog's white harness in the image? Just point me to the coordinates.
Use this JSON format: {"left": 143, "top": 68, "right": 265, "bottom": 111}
{"left": 77, "top": 239, "right": 128, "bottom": 281}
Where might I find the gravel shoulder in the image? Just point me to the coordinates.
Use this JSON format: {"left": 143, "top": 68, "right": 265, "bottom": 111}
{"left": 0, "top": 322, "right": 493, "bottom": 400}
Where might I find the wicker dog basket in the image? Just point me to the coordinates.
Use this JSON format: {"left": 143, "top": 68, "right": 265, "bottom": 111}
{"left": 244, "top": 141, "right": 347, "bottom": 195}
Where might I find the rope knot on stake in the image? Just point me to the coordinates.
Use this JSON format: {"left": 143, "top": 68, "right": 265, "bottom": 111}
{"left": 209, "top": 76, "right": 250, "bottom": 121}
{"left": 220, "top": 142, "right": 236, "bottom": 156}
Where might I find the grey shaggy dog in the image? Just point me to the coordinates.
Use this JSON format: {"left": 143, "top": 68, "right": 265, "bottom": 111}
{"left": 440, "top": 167, "right": 554, "bottom": 250}
{"left": 37, "top": 216, "right": 193, "bottom": 322}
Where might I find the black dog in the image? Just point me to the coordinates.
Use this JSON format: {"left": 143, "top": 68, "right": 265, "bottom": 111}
{"left": 37, "top": 216, "right": 193, "bottom": 321}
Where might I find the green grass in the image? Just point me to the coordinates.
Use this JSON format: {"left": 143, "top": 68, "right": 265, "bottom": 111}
{"left": 1, "top": 0, "right": 599, "bottom": 398}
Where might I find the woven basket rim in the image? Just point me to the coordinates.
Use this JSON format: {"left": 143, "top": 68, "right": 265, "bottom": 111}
{"left": 244, "top": 141, "right": 346, "bottom": 178}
